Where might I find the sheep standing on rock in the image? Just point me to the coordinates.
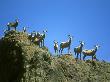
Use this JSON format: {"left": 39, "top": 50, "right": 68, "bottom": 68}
{"left": 7, "top": 19, "right": 18, "bottom": 31}
{"left": 33, "top": 30, "right": 47, "bottom": 47}
{"left": 59, "top": 35, "right": 73, "bottom": 54}
{"left": 53, "top": 40, "right": 59, "bottom": 54}
{"left": 23, "top": 27, "right": 28, "bottom": 32}
{"left": 40, "top": 30, "right": 47, "bottom": 47}
{"left": 74, "top": 41, "right": 85, "bottom": 60}
{"left": 28, "top": 31, "right": 36, "bottom": 42}
{"left": 82, "top": 45, "right": 100, "bottom": 61}
{"left": 33, "top": 31, "right": 42, "bottom": 47}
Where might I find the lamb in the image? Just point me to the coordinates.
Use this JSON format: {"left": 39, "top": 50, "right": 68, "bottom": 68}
{"left": 7, "top": 19, "right": 18, "bottom": 31}
{"left": 53, "top": 40, "right": 59, "bottom": 54}
{"left": 74, "top": 41, "right": 85, "bottom": 60}
{"left": 82, "top": 45, "right": 100, "bottom": 61}
{"left": 59, "top": 35, "right": 73, "bottom": 54}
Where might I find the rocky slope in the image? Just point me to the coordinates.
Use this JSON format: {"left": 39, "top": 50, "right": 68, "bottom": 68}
{"left": 0, "top": 30, "right": 110, "bottom": 82}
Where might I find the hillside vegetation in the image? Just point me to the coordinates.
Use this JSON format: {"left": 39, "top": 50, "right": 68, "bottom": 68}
{"left": 0, "top": 30, "right": 110, "bottom": 82}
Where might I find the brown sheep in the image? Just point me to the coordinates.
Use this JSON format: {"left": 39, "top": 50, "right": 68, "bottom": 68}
{"left": 53, "top": 40, "right": 59, "bottom": 54}
{"left": 82, "top": 45, "right": 100, "bottom": 61}
{"left": 59, "top": 35, "right": 73, "bottom": 54}
{"left": 7, "top": 19, "right": 18, "bottom": 31}
{"left": 74, "top": 41, "right": 85, "bottom": 60}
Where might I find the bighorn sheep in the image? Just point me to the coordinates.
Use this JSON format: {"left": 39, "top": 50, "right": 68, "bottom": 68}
{"left": 53, "top": 40, "right": 59, "bottom": 54}
{"left": 7, "top": 19, "right": 18, "bottom": 31}
{"left": 28, "top": 31, "right": 36, "bottom": 42}
{"left": 82, "top": 45, "right": 100, "bottom": 61}
{"left": 23, "top": 27, "right": 27, "bottom": 32}
{"left": 59, "top": 35, "right": 73, "bottom": 54}
{"left": 34, "top": 30, "right": 47, "bottom": 47}
{"left": 33, "top": 31, "right": 42, "bottom": 47}
{"left": 40, "top": 30, "right": 47, "bottom": 47}
{"left": 74, "top": 41, "right": 85, "bottom": 60}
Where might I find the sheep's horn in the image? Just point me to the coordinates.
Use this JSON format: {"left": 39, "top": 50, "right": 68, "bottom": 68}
{"left": 15, "top": 18, "right": 19, "bottom": 21}
{"left": 53, "top": 40, "right": 56, "bottom": 42}
{"left": 97, "top": 44, "right": 100, "bottom": 47}
{"left": 95, "top": 44, "right": 100, "bottom": 47}
{"left": 94, "top": 45, "right": 96, "bottom": 47}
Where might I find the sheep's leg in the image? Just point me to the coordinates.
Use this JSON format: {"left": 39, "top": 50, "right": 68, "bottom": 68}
{"left": 56, "top": 50, "right": 59, "bottom": 56}
{"left": 68, "top": 47, "right": 70, "bottom": 54}
{"left": 68, "top": 49, "right": 69, "bottom": 54}
{"left": 55, "top": 49, "right": 56, "bottom": 54}
{"left": 38, "top": 41, "right": 40, "bottom": 47}
{"left": 8, "top": 27, "right": 10, "bottom": 31}
{"left": 92, "top": 55, "right": 93, "bottom": 61}
{"left": 15, "top": 27, "right": 16, "bottom": 31}
{"left": 83, "top": 55, "right": 86, "bottom": 61}
{"left": 75, "top": 52, "right": 77, "bottom": 59}
{"left": 80, "top": 53, "right": 81, "bottom": 60}
{"left": 61, "top": 49, "right": 62, "bottom": 54}
{"left": 41, "top": 40, "right": 43, "bottom": 47}
{"left": 74, "top": 52, "right": 76, "bottom": 57}
{"left": 59, "top": 50, "right": 60, "bottom": 53}
{"left": 57, "top": 49, "right": 58, "bottom": 55}
{"left": 43, "top": 39, "right": 44, "bottom": 46}
{"left": 41, "top": 39, "right": 43, "bottom": 47}
{"left": 76, "top": 53, "right": 78, "bottom": 59}
{"left": 74, "top": 52, "right": 76, "bottom": 55}
{"left": 40, "top": 40, "right": 43, "bottom": 47}
{"left": 59, "top": 47, "right": 61, "bottom": 53}
{"left": 61, "top": 48, "right": 63, "bottom": 55}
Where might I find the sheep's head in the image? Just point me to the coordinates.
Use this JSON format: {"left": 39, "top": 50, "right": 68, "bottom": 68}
{"left": 94, "top": 44, "right": 100, "bottom": 50}
{"left": 43, "top": 29, "right": 47, "bottom": 33}
{"left": 79, "top": 41, "right": 85, "bottom": 46}
{"left": 68, "top": 35, "right": 73, "bottom": 41}
{"left": 15, "top": 19, "right": 19, "bottom": 23}
{"left": 54, "top": 40, "right": 58, "bottom": 44}
{"left": 32, "top": 31, "right": 36, "bottom": 35}
{"left": 23, "top": 27, "right": 29, "bottom": 29}
{"left": 36, "top": 31, "right": 40, "bottom": 35}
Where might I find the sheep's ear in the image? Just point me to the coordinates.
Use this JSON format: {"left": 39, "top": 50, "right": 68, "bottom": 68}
{"left": 68, "top": 35, "right": 71, "bottom": 37}
{"left": 96, "top": 44, "right": 100, "bottom": 47}
{"left": 82, "top": 41, "right": 85, "bottom": 44}
{"left": 46, "top": 30, "right": 48, "bottom": 33}
{"left": 43, "top": 29, "right": 47, "bottom": 33}
{"left": 45, "top": 29, "right": 48, "bottom": 32}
